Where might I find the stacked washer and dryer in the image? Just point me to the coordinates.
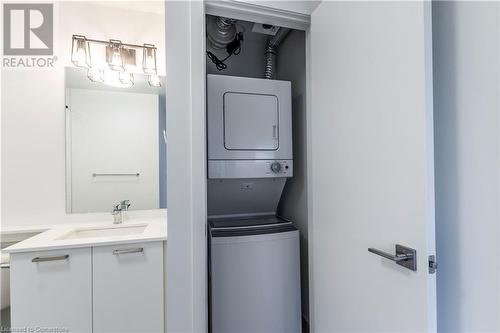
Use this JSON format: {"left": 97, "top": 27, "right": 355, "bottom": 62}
{"left": 207, "top": 74, "right": 301, "bottom": 332}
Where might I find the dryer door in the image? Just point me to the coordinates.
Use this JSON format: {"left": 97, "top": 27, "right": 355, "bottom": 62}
{"left": 207, "top": 74, "right": 292, "bottom": 160}
{"left": 224, "top": 92, "right": 279, "bottom": 150}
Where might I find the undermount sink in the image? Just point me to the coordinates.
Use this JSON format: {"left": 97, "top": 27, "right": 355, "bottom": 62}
{"left": 58, "top": 224, "right": 148, "bottom": 240}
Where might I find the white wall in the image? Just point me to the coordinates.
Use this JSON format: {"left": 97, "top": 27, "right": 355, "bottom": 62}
{"left": 1, "top": 2, "right": 165, "bottom": 229}
{"left": 276, "top": 29, "right": 309, "bottom": 325}
{"left": 233, "top": 0, "right": 320, "bottom": 15}
{"left": 433, "top": 2, "right": 500, "bottom": 332}
{"left": 165, "top": 1, "right": 207, "bottom": 332}
{"left": 58, "top": 1, "right": 166, "bottom": 75}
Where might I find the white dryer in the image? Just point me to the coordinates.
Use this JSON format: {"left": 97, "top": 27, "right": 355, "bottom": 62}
{"left": 207, "top": 74, "right": 293, "bottom": 179}
{"left": 207, "top": 75, "right": 293, "bottom": 218}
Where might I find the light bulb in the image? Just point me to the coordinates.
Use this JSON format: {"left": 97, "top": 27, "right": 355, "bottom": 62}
{"left": 148, "top": 74, "right": 161, "bottom": 87}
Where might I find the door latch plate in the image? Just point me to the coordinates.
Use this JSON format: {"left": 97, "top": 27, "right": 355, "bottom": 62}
{"left": 396, "top": 244, "right": 417, "bottom": 271}
{"left": 428, "top": 255, "right": 437, "bottom": 274}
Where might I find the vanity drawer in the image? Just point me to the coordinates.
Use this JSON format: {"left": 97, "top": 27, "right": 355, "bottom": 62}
{"left": 10, "top": 247, "right": 92, "bottom": 332}
{"left": 92, "top": 241, "right": 164, "bottom": 333}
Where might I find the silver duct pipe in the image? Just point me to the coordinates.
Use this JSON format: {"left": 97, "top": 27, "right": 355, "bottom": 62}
{"left": 207, "top": 16, "right": 237, "bottom": 50}
{"left": 264, "top": 28, "right": 290, "bottom": 79}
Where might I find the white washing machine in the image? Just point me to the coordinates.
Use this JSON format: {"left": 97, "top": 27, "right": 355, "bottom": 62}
{"left": 209, "top": 216, "right": 301, "bottom": 333}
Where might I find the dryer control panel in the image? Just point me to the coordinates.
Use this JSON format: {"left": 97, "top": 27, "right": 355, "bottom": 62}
{"left": 268, "top": 161, "right": 290, "bottom": 175}
{"left": 208, "top": 160, "right": 293, "bottom": 179}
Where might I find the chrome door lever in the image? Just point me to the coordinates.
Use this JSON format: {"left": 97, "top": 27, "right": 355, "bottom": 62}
{"left": 368, "top": 244, "right": 417, "bottom": 271}
{"left": 368, "top": 248, "right": 410, "bottom": 262}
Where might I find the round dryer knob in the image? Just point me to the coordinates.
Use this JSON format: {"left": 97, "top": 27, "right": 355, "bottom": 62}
{"left": 270, "top": 162, "right": 282, "bottom": 174}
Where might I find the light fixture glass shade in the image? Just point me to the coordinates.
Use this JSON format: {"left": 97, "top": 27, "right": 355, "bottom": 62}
{"left": 143, "top": 44, "right": 157, "bottom": 74}
{"left": 103, "top": 70, "right": 132, "bottom": 88}
{"left": 87, "top": 67, "right": 104, "bottom": 82}
{"left": 148, "top": 74, "right": 161, "bottom": 87}
{"left": 119, "top": 71, "right": 134, "bottom": 86}
{"left": 106, "top": 39, "right": 125, "bottom": 71}
{"left": 71, "top": 35, "right": 91, "bottom": 68}
{"left": 122, "top": 48, "right": 137, "bottom": 71}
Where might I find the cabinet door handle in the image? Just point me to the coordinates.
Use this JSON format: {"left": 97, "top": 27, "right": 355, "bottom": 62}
{"left": 32, "top": 254, "right": 69, "bottom": 263}
{"left": 113, "top": 248, "right": 143, "bottom": 255}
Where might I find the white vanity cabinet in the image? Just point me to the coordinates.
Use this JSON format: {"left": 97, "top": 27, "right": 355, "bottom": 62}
{"left": 10, "top": 247, "right": 93, "bottom": 332}
{"left": 9, "top": 241, "right": 164, "bottom": 333}
{"left": 92, "top": 242, "right": 164, "bottom": 333}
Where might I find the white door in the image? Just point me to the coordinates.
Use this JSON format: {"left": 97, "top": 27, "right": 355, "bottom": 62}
{"left": 309, "top": 1, "right": 436, "bottom": 331}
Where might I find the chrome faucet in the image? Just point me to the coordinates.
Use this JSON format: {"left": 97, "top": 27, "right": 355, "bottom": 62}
{"left": 111, "top": 200, "right": 131, "bottom": 224}
{"left": 120, "top": 200, "right": 131, "bottom": 211}
{"left": 111, "top": 204, "right": 123, "bottom": 224}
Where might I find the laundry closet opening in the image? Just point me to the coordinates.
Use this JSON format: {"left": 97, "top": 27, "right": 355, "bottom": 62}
{"left": 204, "top": 14, "right": 309, "bottom": 332}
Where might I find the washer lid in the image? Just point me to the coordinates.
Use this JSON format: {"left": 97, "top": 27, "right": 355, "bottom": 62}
{"left": 210, "top": 216, "right": 297, "bottom": 238}
{"left": 211, "top": 224, "right": 297, "bottom": 238}
{"left": 209, "top": 215, "right": 289, "bottom": 229}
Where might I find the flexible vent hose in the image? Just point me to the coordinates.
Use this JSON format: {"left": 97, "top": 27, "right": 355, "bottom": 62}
{"left": 264, "top": 28, "right": 290, "bottom": 79}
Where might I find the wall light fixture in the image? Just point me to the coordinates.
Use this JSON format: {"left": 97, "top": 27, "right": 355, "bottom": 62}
{"left": 71, "top": 35, "right": 161, "bottom": 88}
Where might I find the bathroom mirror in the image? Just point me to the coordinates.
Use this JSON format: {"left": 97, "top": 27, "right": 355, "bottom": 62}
{"left": 64, "top": 67, "right": 166, "bottom": 213}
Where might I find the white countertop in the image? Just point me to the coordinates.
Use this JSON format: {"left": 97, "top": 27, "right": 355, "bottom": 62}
{"left": 3, "top": 218, "right": 167, "bottom": 254}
